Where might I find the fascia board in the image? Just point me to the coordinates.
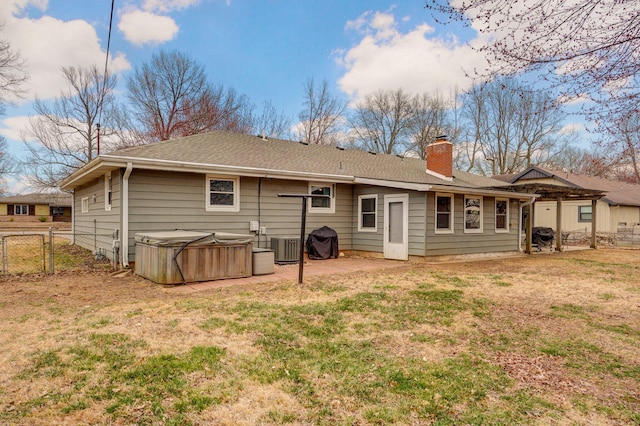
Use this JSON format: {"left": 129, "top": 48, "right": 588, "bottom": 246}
{"left": 429, "top": 184, "right": 539, "bottom": 200}
{"left": 60, "top": 159, "right": 127, "bottom": 190}
{"left": 353, "top": 177, "right": 432, "bottom": 191}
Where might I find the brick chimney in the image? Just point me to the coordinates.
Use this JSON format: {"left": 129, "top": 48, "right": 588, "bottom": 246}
{"left": 426, "top": 136, "right": 453, "bottom": 180}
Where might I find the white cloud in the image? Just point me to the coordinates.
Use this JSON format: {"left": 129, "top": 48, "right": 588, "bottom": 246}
{"left": 558, "top": 123, "right": 584, "bottom": 135}
{"left": 0, "top": 115, "right": 34, "bottom": 142}
{"left": 5, "top": 0, "right": 47, "bottom": 15}
{"left": 1, "top": 0, "right": 131, "bottom": 102}
{"left": 142, "top": 0, "right": 202, "bottom": 13}
{"left": 118, "top": 9, "right": 179, "bottom": 46}
{"left": 337, "top": 11, "right": 489, "bottom": 104}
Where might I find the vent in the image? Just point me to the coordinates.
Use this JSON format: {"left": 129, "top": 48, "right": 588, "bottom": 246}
{"left": 271, "top": 237, "right": 300, "bottom": 264}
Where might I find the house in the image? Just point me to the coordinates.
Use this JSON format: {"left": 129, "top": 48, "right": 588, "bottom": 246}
{"left": 496, "top": 166, "right": 640, "bottom": 234}
{"left": 0, "top": 193, "right": 72, "bottom": 223}
{"left": 60, "top": 131, "right": 537, "bottom": 268}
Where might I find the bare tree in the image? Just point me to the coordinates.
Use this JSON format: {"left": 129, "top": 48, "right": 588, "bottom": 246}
{"left": 22, "top": 66, "right": 121, "bottom": 189}
{"left": 426, "top": 0, "right": 640, "bottom": 119}
{"left": 251, "top": 100, "right": 292, "bottom": 139}
{"left": 177, "top": 85, "right": 255, "bottom": 136}
{"left": 0, "top": 30, "right": 27, "bottom": 195}
{"left": 0, "top": 138, "right": 16, "bottom": 196}
{"left": 543, "top": 144, "right": 615, "bottom": 178}
{"left": 296, "top": 78, "right": 345, "bottom": 145}
{"left": 0, "top": 30, "right": 28, "bottom": 103}
{"left": 595, "top": 113, "right": 640, "bottom": 183}
{"left": 126, "top": 50, "right": 253, "bottom": 141}
{"left": 410, "top": 91, "right": 458, "bottom": 159}
{"left": 461, "top": 78, "right": 572, "bottom": 176}
{"left": 349, "top": 88, "right": 415, "bottom": 155}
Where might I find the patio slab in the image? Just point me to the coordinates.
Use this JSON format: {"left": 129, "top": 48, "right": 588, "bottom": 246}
{"left": 168, "top": 256, "right": 406, "bottom": 294}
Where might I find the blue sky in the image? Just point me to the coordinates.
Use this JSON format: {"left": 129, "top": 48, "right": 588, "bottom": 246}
{"left": 0, "top": 0, "right": 577, "bottom": 193}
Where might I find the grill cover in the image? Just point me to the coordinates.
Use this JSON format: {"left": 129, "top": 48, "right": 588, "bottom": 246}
{"left": 532, "top": 227, "right": 555, "bottom": 247}
{"left": 306, "top": 226, "right": 339, "bottom": 260}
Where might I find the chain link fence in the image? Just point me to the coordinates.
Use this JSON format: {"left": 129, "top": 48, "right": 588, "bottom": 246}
{"left": 560, "top": 226, "right": 640, "bottom": 248}
{"left": 0, "top": 229, "right": 116, "bottom": 276}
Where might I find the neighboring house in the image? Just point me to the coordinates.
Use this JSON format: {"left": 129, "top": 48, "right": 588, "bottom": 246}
{"left": 496, "top": 166, "right": 640, "bottom": 233}
{"left": 0, "top": 193, "right": 72, "bottom": 223}
{"left": 60, "top": 131, "right": 537, "bottom": 267}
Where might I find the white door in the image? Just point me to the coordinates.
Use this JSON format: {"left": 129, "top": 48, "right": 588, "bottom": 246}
{"left": 384, "top": 194, "right": 409, "bottom": 260}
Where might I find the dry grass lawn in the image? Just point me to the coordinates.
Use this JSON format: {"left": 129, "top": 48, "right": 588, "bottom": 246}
{"left": 0, "top": 248, "right": 638, "bottom": 425}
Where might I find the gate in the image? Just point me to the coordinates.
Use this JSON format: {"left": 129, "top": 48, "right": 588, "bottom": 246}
{"left": 1, "top": 234, "right": 46, "bottom": 274}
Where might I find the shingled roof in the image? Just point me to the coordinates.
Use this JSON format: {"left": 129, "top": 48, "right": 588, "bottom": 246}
{"left": 94, "top": 130, "right": 510, "bottom": 190}
{"left": 0, "top": 192, "right": 72, "bottom": 206}
{"left": 501, "top": 166, "right": 640, "bottom": 206}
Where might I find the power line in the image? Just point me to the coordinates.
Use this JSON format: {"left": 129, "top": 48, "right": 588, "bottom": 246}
{"left": 97, "top": 0, "right": 115, "bottom": 156}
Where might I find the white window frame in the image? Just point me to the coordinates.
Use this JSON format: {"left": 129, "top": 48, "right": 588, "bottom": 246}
{"left": 205, "top": 175, "right": 240, "bottom": 212}
{"left": 15, "top": 204, "right": 28, "bottom": 215}
{"left": 81, "top": 197, "right": 89, "bottom": 213}
{"left": 104, "top": 172, "right": 112, "bottom": 211}
{"left": 434, "top": 193, "right": 454, "bottom": 234}
{"left": 358, "top": 194, "right": 378, "bottom": 232}
{"left": 308, "top": 182, "right": 335, "bottom": 214}
{"left": 464, "top": 195, "right": 483, "bottom": 233}
{"left": 495, "top": 198, "right": 509, "bottom": 233}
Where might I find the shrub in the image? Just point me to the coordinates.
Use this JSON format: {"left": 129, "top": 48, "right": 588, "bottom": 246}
{"left": 38, "top": 216, "right": 48, "bottom": 222}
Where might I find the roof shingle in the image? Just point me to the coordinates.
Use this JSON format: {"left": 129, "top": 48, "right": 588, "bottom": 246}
{"left": 108, "top": 130, "right": 509, "bottom": 190}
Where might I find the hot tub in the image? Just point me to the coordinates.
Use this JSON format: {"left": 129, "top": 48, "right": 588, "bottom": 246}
{"left": 134, "top": 230, "right": 253, "bottom": 284}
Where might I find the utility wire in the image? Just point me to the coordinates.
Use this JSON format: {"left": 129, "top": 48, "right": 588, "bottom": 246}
{"left": 97, "top": 0, "right": 116, "bottom": 155}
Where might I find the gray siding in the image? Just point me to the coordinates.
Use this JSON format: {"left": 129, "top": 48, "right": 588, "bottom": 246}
{"left": 126, "top": 170, "right": 353, "bottom": 262}
{"left": 408, "top": 191, "right": 427, "bottom": 256}
{"left": 72, "top": 167, "right": 523, "bottom": 262}
{"left": 351, "top": 185, "right": 426, "bottom": 256}
{"left": 425, "top": 193, "right": 520, "bottom": 256}
{"left": 73, "top": 171, "right": 121, "bottom": 260}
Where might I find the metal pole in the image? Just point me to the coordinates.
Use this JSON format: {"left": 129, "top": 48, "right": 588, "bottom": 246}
{"left": 591, "top": 198, "right": 597, "bottom": 249}
{"left": 277, "top": 193, "right": 329, "bottom": 284}
{"left": 2, "top": 236, "right": 6, "bottom": 274}
{"left": 556, "top": 196, "right": 563, "bottom": 252}
{"left": 49, "top": 227, "right": 54, "bottom": 274}
{"left": 298, "top": 197, "right": 307, "bottom": 284}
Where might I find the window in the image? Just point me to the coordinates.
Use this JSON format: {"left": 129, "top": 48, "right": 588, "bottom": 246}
{"left": 358, "top": 194, "right": 377, "bottom": 232}
{"left": 81, "top": 197, "right": 89, "bottom": 213}
{"left": 435, "top": 193, "right": 454, "bottom": 233}
{"left": 495, "top": 198, "right": 509, "bottom": 232}
{"left": 105, "top": 172, "right": 112, "bottom": 211}
{"left": 206, "top": 175, "right": 239, "bottom": 212}
{"left": 308, "top": 183, "right": 335, "bottom": 213}
{"left": 15, "top": 205, "right": 28, "bottom": 215}
{"left": 52, "top": 207, "right": 65, "bottom": 216}
{"left": 578, "top": 205, "right": 592, "bottom": 222}
{"left": 464, "top": 196, "right": 483, "bottom": 233}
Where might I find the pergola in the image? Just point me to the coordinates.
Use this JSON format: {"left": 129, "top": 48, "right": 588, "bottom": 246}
{"left": 510, "top": 183, "right": 605, "bottom": 253}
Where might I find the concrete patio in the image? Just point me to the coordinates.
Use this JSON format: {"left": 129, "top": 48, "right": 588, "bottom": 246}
{"left": 168, "top": 256, "right": 406, "bottom": 294}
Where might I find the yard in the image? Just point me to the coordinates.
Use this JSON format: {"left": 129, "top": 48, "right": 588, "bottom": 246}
{"left": 0, "top": 249, "right": 638, "bottom": 425}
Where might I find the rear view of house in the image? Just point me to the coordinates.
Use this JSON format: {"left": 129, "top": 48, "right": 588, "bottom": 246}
{"left": 60, "top": 131, "right": 537, "bottom": 268}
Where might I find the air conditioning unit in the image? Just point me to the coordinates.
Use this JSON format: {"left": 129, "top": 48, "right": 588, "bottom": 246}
{"left": 271, "top": 237, "right": 300, "bottom": 264}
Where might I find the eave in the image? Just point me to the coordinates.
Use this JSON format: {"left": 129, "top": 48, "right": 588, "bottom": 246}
{"left": 60, "top": 155, "right": 356, "bottom": 190}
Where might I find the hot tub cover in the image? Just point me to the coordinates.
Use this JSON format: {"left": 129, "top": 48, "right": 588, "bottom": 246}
{"left": 135, "top": 230, "right": 253, "bottom": 246}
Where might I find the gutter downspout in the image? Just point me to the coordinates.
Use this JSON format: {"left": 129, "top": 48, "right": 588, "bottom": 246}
{"left": 71, "top": 191, "right": 75, "bottom": 245}
{"left": 122, "top": 162, "right": 133, "bottom": 268}
{"left": 519, "top": 198, "right": 536, "bottom": 253}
